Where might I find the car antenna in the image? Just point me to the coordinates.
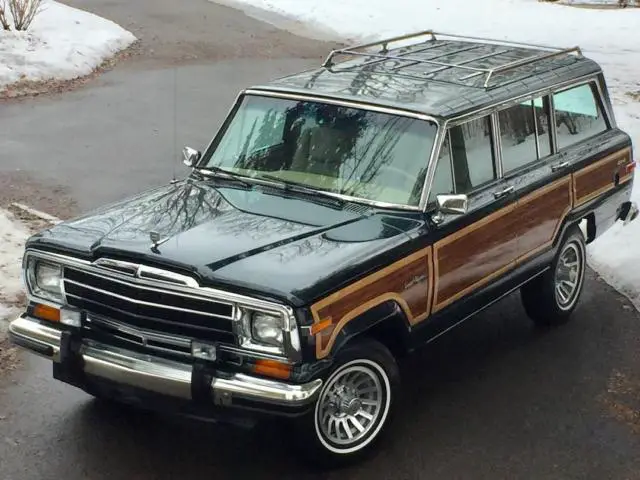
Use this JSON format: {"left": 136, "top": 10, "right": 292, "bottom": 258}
{"left": 171, "top": 66, "right": 178, "bottom": 184}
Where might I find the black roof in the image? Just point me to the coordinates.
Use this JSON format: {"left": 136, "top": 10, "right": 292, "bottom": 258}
{"left": 252, "top": 31, "right": 602, "bottom": 120}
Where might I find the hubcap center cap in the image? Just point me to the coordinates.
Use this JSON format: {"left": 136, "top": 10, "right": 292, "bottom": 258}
{"left": 339, "top": 397, "right": 362, "bottom": 416}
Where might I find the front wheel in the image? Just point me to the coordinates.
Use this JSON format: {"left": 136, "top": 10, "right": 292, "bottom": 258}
{"left": 294, "top": 339, "right": 400, "bottom": 466}
{"left": 520, "top": 226, "right": 587, "bottom": 326}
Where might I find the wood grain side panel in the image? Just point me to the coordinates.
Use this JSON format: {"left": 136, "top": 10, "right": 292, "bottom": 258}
{"left": 311, "top": 247, "right": 433, "bottom": 359}
{"left": 574, "top": 147, "right": 632, "bottom": 207}
{"left": 433, "top": 203, "right": 519, "bottom": 313}
{"left": 516, "top": 176, "right": 572, "bottom": 261}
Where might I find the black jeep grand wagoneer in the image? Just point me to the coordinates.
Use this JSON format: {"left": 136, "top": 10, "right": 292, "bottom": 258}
{"left": 9, "top": 31, "right": 638, "bottom": 464}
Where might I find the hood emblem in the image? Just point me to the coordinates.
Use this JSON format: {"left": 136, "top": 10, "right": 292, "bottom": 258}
{"left": 149, "top": 230, "right": 170, "bottom": 252}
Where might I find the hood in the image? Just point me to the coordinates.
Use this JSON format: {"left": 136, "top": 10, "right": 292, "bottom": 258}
{"left": 27, "top": 179, "right": 426, "bottom": 305}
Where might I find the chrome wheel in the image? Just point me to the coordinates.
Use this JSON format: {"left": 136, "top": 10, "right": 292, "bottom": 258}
{"left": 554, "top": 241, "right": 584, "bottom": 311}
{"left": 314, "top": 359, "right": 391, "bottom": 455}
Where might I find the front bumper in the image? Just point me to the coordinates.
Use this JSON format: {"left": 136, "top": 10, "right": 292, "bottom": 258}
{"left": 9, "top": 315, "right": 322, "bottom": 420}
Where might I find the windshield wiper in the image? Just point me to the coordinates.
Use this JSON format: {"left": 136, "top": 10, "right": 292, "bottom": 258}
{"left": 258, "top": 174, "right": 346, "bottom": 204}
{"left": 193, "top": 166, "right": 254, "bottom": 187}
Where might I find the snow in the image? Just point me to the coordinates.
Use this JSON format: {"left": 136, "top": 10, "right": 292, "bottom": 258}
{"left": 218, "top": 0, "right": 640, "bottom": 309}
{"left": 0, "top": 209, "right": 29, "bottom": 323}
{"left": 0, "top": 0, "right": 136, "bottom": 91}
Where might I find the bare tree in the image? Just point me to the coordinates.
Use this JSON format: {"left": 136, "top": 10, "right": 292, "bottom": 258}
{"left": 0, "top": 0, "right": 42, "bottom": 31}
{"left": 0, "top": 1, "right": 11, "bottom": 30}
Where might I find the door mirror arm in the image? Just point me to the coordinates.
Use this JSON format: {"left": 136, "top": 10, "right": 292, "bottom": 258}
{"left": 431, "top": 193, "right": 469, "bottom": 225}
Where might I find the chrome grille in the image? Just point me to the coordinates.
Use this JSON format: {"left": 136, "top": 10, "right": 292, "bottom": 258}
{"left": 62, "top": 266, "right": 236, "bottom": 351}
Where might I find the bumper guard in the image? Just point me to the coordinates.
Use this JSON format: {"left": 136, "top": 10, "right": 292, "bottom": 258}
{"left": 9, "top": 316, "right": 322, "bottom": 412}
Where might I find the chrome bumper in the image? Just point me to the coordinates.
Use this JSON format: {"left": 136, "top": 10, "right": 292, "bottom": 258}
{"left": 9, "top": 316, "right": 322, "bottom": 409}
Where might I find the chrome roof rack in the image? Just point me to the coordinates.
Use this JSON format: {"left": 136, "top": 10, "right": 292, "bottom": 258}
{"left": 322, "top": 30, "right": 583, "bottom": 89}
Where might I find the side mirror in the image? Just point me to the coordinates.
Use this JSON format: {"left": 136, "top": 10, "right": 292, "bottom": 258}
{"left": 436, "top": 193, "right": 468, "bottom": 215}
{"left": 432, "top": 193, "right": 468, "bottom": 224}
{"left": 182, "top": 146, "right": 201, "bottom": 167}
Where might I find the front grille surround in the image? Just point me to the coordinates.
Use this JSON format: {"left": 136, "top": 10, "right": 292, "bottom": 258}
{"left": 22, "top": 249, "right": 300, "bottom": 362}
{"left": 62, "top": 265, "right": 237, "bottom": 345}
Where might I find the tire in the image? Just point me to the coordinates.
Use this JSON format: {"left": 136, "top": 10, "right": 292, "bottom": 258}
{"left": 293, "top": 338, "right": 400, "bottom": 467}
{"left": 520, "top": 226, "right": 586, "bottom": 327}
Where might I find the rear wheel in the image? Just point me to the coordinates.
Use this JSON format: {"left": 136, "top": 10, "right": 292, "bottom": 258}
{"left": 520, "top": 226, "right": 586, "bottom": 326}
{"left": 294, "top": 338, "right": 399, "bottom": 467}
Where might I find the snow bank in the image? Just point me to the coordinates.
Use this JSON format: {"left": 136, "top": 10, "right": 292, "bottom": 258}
{"left": 0, "top": 209, "right": 29, "bottom": 322}
{"left": 218, "top": 0, "right": 640, "bottom": 308}
{"left": 0, "top": 0, "right": 136, "bottom": 91}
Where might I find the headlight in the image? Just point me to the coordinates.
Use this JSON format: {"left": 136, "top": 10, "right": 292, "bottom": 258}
{"left": 251, "top": 312, "right": 285, "bottom": 348}
{"left": 235, "top": 307, "right": 299, "bottom": 359}
{"left": 26, "top": 258, "right": 63, "bottom": 303}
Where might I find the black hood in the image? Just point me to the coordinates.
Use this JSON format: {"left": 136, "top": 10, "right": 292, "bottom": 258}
{"left": 27, "top": 179, "right": 426, "bottom": 306}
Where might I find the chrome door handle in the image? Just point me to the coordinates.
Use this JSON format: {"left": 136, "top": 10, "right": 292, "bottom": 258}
{"left": 551, "top": 161, "right": 570, "bottom": 172}
{"left": 493, "top": 185, "right": 515, "bottom": 199}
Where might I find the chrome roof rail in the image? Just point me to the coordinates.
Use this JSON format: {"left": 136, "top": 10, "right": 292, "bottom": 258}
{"left": 322, "top": 30, "right": 583, "bottom": 90}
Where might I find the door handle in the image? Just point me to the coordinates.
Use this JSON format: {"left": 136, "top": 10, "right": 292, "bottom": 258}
{"left": 493, "top": 185, "right": 515, "bottom": 199}
{"left": 551, "top": 161, "right": 570, "bottom": 172}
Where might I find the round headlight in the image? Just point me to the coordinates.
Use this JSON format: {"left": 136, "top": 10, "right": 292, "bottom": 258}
{"left": 251, "top": 312, "right": 285, "bottom": 347}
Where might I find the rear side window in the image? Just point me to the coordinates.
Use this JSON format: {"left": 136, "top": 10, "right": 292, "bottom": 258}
{"left": 498, "top": 96, "right": 553, "bottom": 174}
{"left": 498, "top": 100, "right": 538, "bottom": 173}
{"left": 553, "top": 83, "right": 608, "bottom": 150}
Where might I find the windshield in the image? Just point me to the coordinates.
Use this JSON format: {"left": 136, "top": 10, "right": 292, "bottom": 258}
{"left": 201, "top": 94, "right": 438, "bottom": 207}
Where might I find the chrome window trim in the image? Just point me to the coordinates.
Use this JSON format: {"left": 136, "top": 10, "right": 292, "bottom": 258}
{"left": 549, "top": 94, "right": 559, "bottom": 154}
{"left": 550, "top": 78, "right": 612, "bottom": 156}
{"left": 23, "top": 249, "right": 301, "bottom": 361}
{"left": 494, "top": 99, "right": 541, "bottom": 176}
{"left": 422, "top": 121, "right": 449, "bottom": 211}
{"left": 446, "top": 72, "right": 605, "bottom": 126}
{"left": 423, "top": 72, "right": 612, "bottom": 205}
{"left": 532, "top": 98, "right": 542, "bottom": 160}
{"left": 490, "top": 111, "right": 504, "bottom": 179}
{"left": 195, "top": 87, "right": 443, "bottom": 212}
{"left": 447, "top": 130, "right": 455, "bottom": 195}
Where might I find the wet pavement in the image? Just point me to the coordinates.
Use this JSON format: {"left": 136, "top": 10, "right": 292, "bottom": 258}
{"left": 1, "top": 0, "right": 639, "bottom": 478}
{"left": 1, "top": 269, "right": 639, "bottom": 479}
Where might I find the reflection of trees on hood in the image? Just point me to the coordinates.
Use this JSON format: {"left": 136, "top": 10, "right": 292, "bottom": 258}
{"left": 204, "top": 208, "right": 305, "bottom": 242}
{"left": 42, "top": 184, "right": 188, "bottom": 241}
{"left": 267, "top": 232, "right": 347, "bottom": 265}
{"left": 112, "top": 182, "right": 228, "bottom": 240}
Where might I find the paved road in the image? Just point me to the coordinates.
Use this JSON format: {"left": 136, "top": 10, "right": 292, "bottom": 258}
{"left": 0, "top": 0, "right": 335, "bottom": 217}
{"left": 1, "top": 0, "right": 640, "bottom": 478}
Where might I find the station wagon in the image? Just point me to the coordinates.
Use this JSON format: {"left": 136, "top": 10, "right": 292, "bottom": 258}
{"left": 9, "top": 30, "right": 638, "bottom": 465}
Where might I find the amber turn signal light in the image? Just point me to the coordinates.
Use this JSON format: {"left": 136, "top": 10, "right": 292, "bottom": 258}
{"left": 311, "top": 318, "right": 333, "bottom": 335}
{"left": 32, "top": 304, "right": 61, "bottom": 323}
{"left": 252, "top": 359, "right": 292, "bottom": 380}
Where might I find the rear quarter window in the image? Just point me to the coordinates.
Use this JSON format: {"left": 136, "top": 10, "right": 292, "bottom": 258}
{"left": 553, "top": 83, "right": 609, "bottom": 151}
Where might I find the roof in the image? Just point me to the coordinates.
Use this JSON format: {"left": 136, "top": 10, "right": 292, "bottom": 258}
{"left": 252, "top": 31, "right": 603, "bottom": 120}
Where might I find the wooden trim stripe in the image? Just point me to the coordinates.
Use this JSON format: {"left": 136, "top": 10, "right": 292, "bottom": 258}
{"left": 310, "top": 247, "right": 433, "bottom": 359}
{"left": 573, "top": 147, "right": 632, "bottom": 207}
{"left": 431, "top": 201, "right": 518, "bottom": 313}
{"left": 432, "top": 175, "right": 572, "bottom": 314}
{"left": 308, "top": 147, "right": 630, "bottom": 360}
{"left": 514, "top": 176, "right": 573, "bottom": 264}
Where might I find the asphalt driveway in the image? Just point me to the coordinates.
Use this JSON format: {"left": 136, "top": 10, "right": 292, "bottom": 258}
{"left": 0, "top": 1, "right": 639, "bottom": 478}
